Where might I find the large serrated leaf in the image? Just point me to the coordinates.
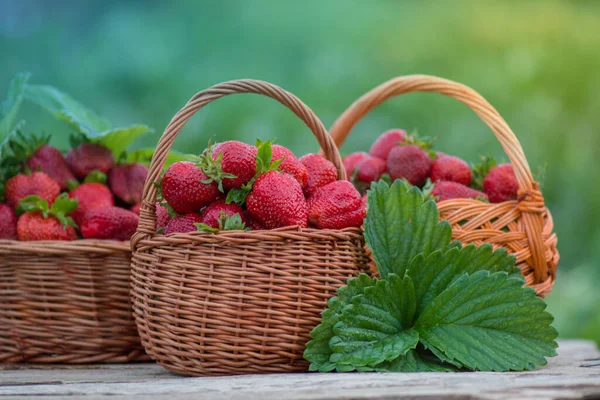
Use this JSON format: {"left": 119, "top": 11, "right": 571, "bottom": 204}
{"left": 375, "top": 349, "right": 456, "bottom": 372}
{"left": 126, "top": 148, "right": 190, "bottom": 168}
{"left": 364, "top": 180, "right": 452, "bottom": 278}
{"left": 409, "top": 244, "right": 521, "bottom": 315}
{"left": 304, "top": 274, "right": 376, "bottom": 372}
{"left": 97, "top": 125, "right": 153, "bottom": 160}
{"left": 25, "top": 84, "right": 111, "bottom": 135}
{"left": 415, "top": 271, "right": 558, "bottom": 371}
{"left": 0, "top": 73, "right": 30, "bottom": 137}
{"left": 328, "top": 274, "right": 418, "bottom": 369}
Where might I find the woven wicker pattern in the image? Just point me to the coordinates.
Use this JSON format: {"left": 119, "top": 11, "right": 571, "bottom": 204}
{"left": 0, "top": 240, "right": 148, "bottom": 363}
{"left": 329, "top": 74, "right": 559, "bottom": 296}
{"left": 131, "top": 79, "right": 369, "bottom": 376}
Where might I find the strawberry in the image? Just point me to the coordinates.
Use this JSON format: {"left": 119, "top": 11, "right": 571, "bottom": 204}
{"left": 66, "top": 143, "right": 115, "bottom": 179}
{"left": 342, "top": 152, "right": 386, "bottom": 183}
{"left": 431, "top": 181, "right": 488, "bottom": 202}
{"left": 156, "top": 202, "right": 171, "bottom": 231}
{"left": 271, "top": 144, "right": 308, "bottom": 189}
{"left": 163, "top": 213, "right": 202, "bottom": 234}
{"left": 483, "top": 163, "right": 519, "bottom": 203}
{"left": 80, "top": 207, "right": 139, "bottom": 240}
{"left": 5, "top": 172, "right": 60, "bottom": 208}
{"left": 299, "top": 153, "right": 337, "bottom": 196}
{"left": 17, "top": 194, "right": 78, "bottom": 241}
{"left": 198, "top": 199, "right": 247, "bottom": 229}
{"left": 387, "top": 145, "right": 432, "bottom": 186}
{"left": 108, "top": 163, "right": 149, "bottom": 205}
{"left": 69, "top": 183, "right": 114, "bottom": 226}
{"left": 244, "top": 212, "right": 265, "bottom": 231}
{"left": 130, "top": 204, "right": 141, "bottom": 215}
{"left": 26, "top": 145, "right": 76, "bottom": 190}
{"left": 430, "top": 154, "right": 472, "bottom": 186}
{"left": 161, "top": 161, "right": 219, "bottom": 214}
{"left": 0, "top": 204, "right": 17, "bottom": 239}
{"left": 308, "top": 180, "right": 365, "bottom": 229}
{"left": 246, "top": 170, "right": 308, "bottom": 229}
{"left": 209, "top": 141, "right": 257, "bottom": 190}
{"left": 369, "top": 129, "right": 407, "bottom": 160}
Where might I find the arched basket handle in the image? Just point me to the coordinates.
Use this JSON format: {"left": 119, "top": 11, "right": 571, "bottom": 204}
{"left": 133, "top": 79, "right": 344, "bottom": 249}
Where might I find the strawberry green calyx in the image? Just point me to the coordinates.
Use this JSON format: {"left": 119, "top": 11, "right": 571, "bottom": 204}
{"left": 401, "top": 133, "right": 437, "bottom": 159}
{"left": 195, "top": 211, "right": 248, "bottom": 233}
{"left": 193, "top": 141, "right": 236, "bottom": 193}
{"left": 152, "top": 180, "right": 178, "bottom": 218}
{"left": 83, "top": 170, "right": 107, "bottom": 184}
{"left": 18, "top": 193, "right": 78, "bottom": 229}
{"left": 471, "top": 155, "right": 497, "bottom": 191}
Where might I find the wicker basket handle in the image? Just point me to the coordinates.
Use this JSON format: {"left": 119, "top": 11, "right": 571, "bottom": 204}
{"left": 329, "top": 74, "right": 550, "bottom": 283}
{"left": 133, "top": 79, "right": 344, "bottom": 248}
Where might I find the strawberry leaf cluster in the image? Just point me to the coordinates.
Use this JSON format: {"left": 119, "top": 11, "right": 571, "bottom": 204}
{"left": 304, "top": 180, "right": 558, "bottom": 372}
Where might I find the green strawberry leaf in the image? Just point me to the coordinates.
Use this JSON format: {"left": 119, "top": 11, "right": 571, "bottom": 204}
{"left": 195, "top": 223, "right": 219, "bottom": 233}
{"left": 219, "top": 212, "right": 247, "bottom": 231}
{"left": 329, "top": 274, "right": 418, "bottom": 369}
{"left": 226, "top": 187, "right": 251, "bottom": 206}
{"left": 125, "top": 148, "right": 190, "bottom": 169}
{"left": 304, "top": 274, "right": 376, "bottom": 372}
{"left": 364, "top": 180, "right": 452, "bottom": 278}
{"left": 415, "top": 271, "right": 558, "bottom": 371}
{"left": 96, "top": 125, "right": 153, "bottom": 160}
{"left": 83, "top": 170, "right": 107, "bottom": 184}
{"left": 470, "top": 155, "right": 497, "bottom": 191}
{"left": 0, "top": 73, "right": 30, "bottom": 137}
{"left": 255, "top": 139, "right": 273, "bottom": 175}
{"left": 408, "top": 244, "right": 521, "bottom": 315}
{"left": 51, "top": 193, "right": 78, "bottom": 216}
{"left": 374, "top": 349, "right": 456, "bottom": 372}
{"left": 18, "top": 195, "right": 50, "bottom": 216}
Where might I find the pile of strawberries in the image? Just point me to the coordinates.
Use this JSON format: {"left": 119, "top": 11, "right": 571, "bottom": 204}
{"left": 343, "top": 129, "right": 520, "bottom": 203}
{"left": 0, "top": 133, "right": 147, "bottom": 241}
{"left": 156, "top": 140, "right": 366, "bottom": 234}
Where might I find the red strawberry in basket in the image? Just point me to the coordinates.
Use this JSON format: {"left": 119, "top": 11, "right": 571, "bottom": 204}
{"left": 130, "top": 203, "right": 142, "bottom": 215}
{"left": 69, "top": 183, "right": 114, "bottom": 226}
{"left": 161, "top": 161, "right": 219, "bottom": 214}
{"left": 431, "top": 181, "right": 488, "bottom": 202}
{"left": 5, "top": 172, "right": 60, "bottom": 208}
{"left": 308, "top": 180, "right": 365, "bottom": 229}
{"left": 483, "top": 163, "right": 519, "bottom": 203}
{"left": 66, "top": 143, "right": 115, "bottom": 179}
{"left": 387, "top": 145, "right": 432, "bottom": 186}
{"left": 244, "top": 212, "right": 265, "bottom": 231}
{"left": 0, "top": 204, "right": 17, "bottom": 239}
{"left": 80, "top": 207, "right": 139, "bottom": 240}
{"left": 271, "top": 144, "right": 308, "bottom": 189}
{"left": 156, "top": 203, "right": 171, "bottom": 230}
{"left": 208, "top": 141, "right": 257, "bottom": 190}
{"left": 17, "top": 194, "right": 78, "bottom": 241}
{"left": 299, "top": 153, "right": 337, "bottom": 196}
{"left": 246, "top": 170, "right": 308, "bottom": 229}
{"left": 370, "top": 129, "right": 407, "bottom": 160}
{"left": 343, "top": 152, "right": 386, "bottom": 183}
{"left": 198, "top": 199, "right": 247, "bottom": 229}
{"left": 108, "top": 163, "right": 149, "bottom": 205}
{"left": 163, "top": 213, "right": 202, "bottom": 234}
{"left": 430, "top": 154, "right": 472, "bottom": 186}
{"left": 26, "top": 145, "right": 76, "bottom": 190}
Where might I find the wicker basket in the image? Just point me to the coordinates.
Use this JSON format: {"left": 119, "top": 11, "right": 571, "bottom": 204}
{"left": 0, "top": 240, "right": 148, "bottom": 363}
{"left": 130, "top": 79, "right": 370, "bottom": 377}
{"left": 329, "top": 74, "right": 559, "bottom": 297}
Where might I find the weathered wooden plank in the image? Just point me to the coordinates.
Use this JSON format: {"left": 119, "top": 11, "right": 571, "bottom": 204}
{"left": 0, "top": 340, "right": 598, "bottom": 400}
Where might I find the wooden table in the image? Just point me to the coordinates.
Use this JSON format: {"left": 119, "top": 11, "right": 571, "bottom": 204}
{"left": 0, "top": 340, "right": 598, "bottom": 400}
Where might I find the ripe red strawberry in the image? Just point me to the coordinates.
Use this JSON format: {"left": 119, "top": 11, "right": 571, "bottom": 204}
{"left": 244, "top": 212, "right": 265, "bottom": 230}
{"left": 343, "top": 152, "right": 370, "bottom": 178}
{"left": 271, "top": 145, "right": 308, "bottom": 189}
{"left": 66, "top": 143, "right": 115, "bottom": 179}
{"left": 198, "top": 199, "right": 247, "bottom": 229}
{"left": 246, "top": 170, "right": 308, "bottom": 229}
{"left": 5, "top": 172, "right": 60, "bottom": 208}
{"left": 163, "top": 213, "right": 202, "bottom": 234}
{"left": 299, "top": 153, "right": 337, "bottom": 196}
{"left": 0, "top": 204, "right": 17, "bottom": 239}
{"left": 80, "top": 207, "right": 139, "bottom": 240}
{"left": 210, "top": 141, "right": 257, "bottom": 190}
{"left": 108, "top": 163, "right": 149, "bottom": 205}
{"left": 483, "top": 163, "right": 519, "bottom": 203}
{"left": 156, "top": 202, "right": 171, "bottom": 230}
{"left": 161, "top": 161, "right": 219, "bottom": 214}
{"left": 387, "top": 145, "right": 432, "bottom": 186}
{"left": 69, "top": 183, "right": 114, "bottom": 226}
{"left": 26, "top": 145, "right": 76, "bottom": 190}
{"left": 430, "top": 154, "right": 472, "bottom": 186}
{"left": 431, "top": 181, "right": 488, "bottom": 202}
{"left": 308, "top": 180, "right": 365, "bottom": 229}
{"left": 16, "top": 194, "right": 78, "bottom": 241}
{"left": 342, "top": 152, "right": 386, "bottom": 183}
{"left": 370, "top": 129, "right": 407, "bottom": 160}
{"left": 130, "top": 204, "right": 141, "bottom": 215}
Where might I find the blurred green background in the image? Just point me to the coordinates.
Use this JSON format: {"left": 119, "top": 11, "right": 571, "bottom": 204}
{"left": 1, "top": 0, "right": 598, "bottom": 343}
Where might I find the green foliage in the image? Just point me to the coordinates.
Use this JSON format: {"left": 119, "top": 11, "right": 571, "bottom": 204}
{"left": 305, "top": 180, "right": 557, "bottom": 372}
{"left": 0, "top": 73, "right": 30, "bottom": 137}
{"left": 125, "top": 148, "right": 189, "bottom": 169}
{"left": 470, "top": 155, "right": 497, "bottom": 191}
{"left": 18, "top": 193, "right": 78, "bottom": 229}
{"left": 195, "top": 211, "right": 248, "bottom": 233}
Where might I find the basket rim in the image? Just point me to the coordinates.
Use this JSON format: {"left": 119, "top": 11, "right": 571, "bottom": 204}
{"left": 0, "top": 238, "right": 131, "bottom": 255}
